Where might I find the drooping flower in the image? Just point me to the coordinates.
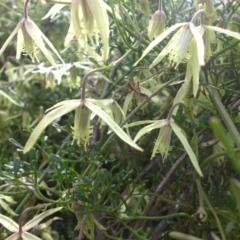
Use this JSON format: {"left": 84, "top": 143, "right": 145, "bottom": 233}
{"left": 134, "top": 118, "right": 203, "bottom": 176}
{"left": 134, "top": 21, "right": 205, "bottom": 69}
{"left": 0, "top": 206, "right": 62, "bottom": 240}
{"left": 23, "top": 99, "right": 142, "bottom": 154}
{"left": 69, "top": 0, "right": 110, "bottom": 61}
{"left": 42, "top": 0, "right": 110, "bottom": 61}
{"left": 0, "top": 17, "right": 64, "bottom": 67}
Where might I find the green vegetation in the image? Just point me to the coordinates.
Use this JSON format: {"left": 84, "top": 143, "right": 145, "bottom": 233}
{"left": 1, "top": 0, "right": 240, "bottom": 239}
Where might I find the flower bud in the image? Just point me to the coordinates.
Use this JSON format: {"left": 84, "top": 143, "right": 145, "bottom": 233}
{"left": 137, "top": 0, "right": 150, "bottom": 18}
{"left": 148, "top": 10, "right": 166, "bottom": 40}
{"left": 22, "top": 111, "right": 31, "bottom": 129}
{"left": 45, "top": 71, "right": 56, "bottom": 89}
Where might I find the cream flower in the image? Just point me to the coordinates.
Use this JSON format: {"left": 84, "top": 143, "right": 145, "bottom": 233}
{"left": 0, "top": 18, "right": 64, "bottom": 67}
{"left": 42, "top": 0, "right": 110, "bottom": 61}
{"left": 135, "top": 21, "right": 205, "bottom": 69}
{"left": 69, "top": 0, "right": 110, "bottom": 61}
{"left": 23, "top": 99, "right": 142, "bottom": 154}
{"left": 134, "top": 119, "right": 203, "bottom": 176}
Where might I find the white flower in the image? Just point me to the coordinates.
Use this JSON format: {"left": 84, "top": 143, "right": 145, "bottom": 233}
{"left": 134, "top": 118, "right": 203, "bottom": 176}
{"left": 23, "top": 98, "right": 142, "bottom": 154}
{"left": 135, "top": 21, "right": 205, "bottom": 69}
{"left": 0, "top": 18, "right": 64, "bottom": 67}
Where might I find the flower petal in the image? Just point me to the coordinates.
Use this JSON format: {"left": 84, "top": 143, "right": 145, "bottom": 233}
{"left": 87, "top": 0, "right": 109, "bottom": 60}
{"left": 171, "top": 121, "right": 203, "bottom": 176}
{"left": 134, "top": 120, "right": 168, "bottom": 142}
{"left": 134, "top": 22, "right": 187, "bottom": 66}
{"left": 23, "top": 207, "right": 62, "bottom": 231}
{"left": 23, "top": 101, "right": 80, "bottom": 153}
{"left": 42, "top": 4, "right": 66, "bottom": 19}
{"left": 0, "top": 19, "right": 24, "bottom": 57}
{"left": 0, "top": 213, "right": 18, "bottom": 232}
{"left": 205, "top": 25, "right": 240, "bottom": 40}
{"left": 85, "top": 101, "right": 143, "bottom": 151}
{"left": 21, "top": 231, "right": 42, "bottom": 240}
{"left": 190, "top": 23, "right": 205, "bottom": 66}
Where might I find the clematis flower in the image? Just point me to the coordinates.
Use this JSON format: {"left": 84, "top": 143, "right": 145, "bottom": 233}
{"left": 0, "top": 17, "right": 64, "bottom": 67}
{"left": 133, "top": 119, "right": 203, "bottom": 176}
{"left": 134, "top": 20, "right": 205, "bottom": 69}
{"left": 70, "top": 0, "right": 110, "bottom": 61}
{"left": 42, "top": 0, "right": 110, "bottom": 61}
{"left": 23, "top": 99, "right": 142, "bottom": 154}
{"left": 0, "top": 206, "right": 62, "bottom": 240}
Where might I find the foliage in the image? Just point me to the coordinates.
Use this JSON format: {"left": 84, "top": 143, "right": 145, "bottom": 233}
{"left": 1, "top": 0, "right": 240, "bottom": 239}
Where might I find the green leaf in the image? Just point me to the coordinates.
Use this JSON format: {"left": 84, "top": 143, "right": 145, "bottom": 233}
{"left": 230, "top": 179, "right": 240, "bottom": 214}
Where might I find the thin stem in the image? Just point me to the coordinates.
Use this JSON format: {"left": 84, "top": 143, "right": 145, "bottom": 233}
{"left": 101, "top": 73, "right": 185, "bottom": 151}
{"left": 70, "top": 51, "right": 88, "bottom": 64}
{"left": 196, "top": 178, "right": 226, "bottom": 240}
{"left": 191, "top": 9, "right": 206, "bottom": 24}
{"left": 158, "top": 0, "right": 162, "bottom": 11}
{"left": 19, "top": 204, "right": 46, "bottom": 234}
{"left": 81, "top": 66, "right": 113, "bottom": 100}
{"left": 167, "top": 102, "right": 185, "bottom": 120}
{"left": 24, "top": 0, "right": 30, "bottom": 19}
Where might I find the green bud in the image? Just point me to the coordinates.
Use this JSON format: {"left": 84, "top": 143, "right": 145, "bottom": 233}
{"left": 148, "top": 10, "right": 166, "bottom": 40}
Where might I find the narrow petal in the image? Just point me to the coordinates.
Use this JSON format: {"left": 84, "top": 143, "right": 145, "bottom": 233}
{"left": 30, "top": 20, "right": 65, "bottom": 64}
{"left": 5, "top": 233, "right": 19, "bottom": 240}
{"left": 87, "top": 0, "right": 109, "bottom": 60}
{"left": 0, "top": 213, "right": 18, "bottom": 232}
{"left": 190, "top": 23, "right": 205, "bottom": 66}
{"left": 16, "top": 28, "right": 24, "bottom": 60}
{"left": 171, "top": 122, "right": 203, "bottom": 176}
{"left": 190, "top": 39, "right": 201, "bottom": 96}
{"left": 0, "top": 19, "right": 24, "bottom": 57}
{"left": 205, "top": 25, "right": 240, "bottom": 40}
{"left": 24, "top": 207, "right": 62, "bottom": 231}
{"left": 21, "top": 231, "right": 42, "bottom": 240}
{"left": 64, "top": 20, "right": 75, "bottom": 46}
{"left": 42, "top": 4, "right": 66, "bottom": 19}
{"left": 85, "top": 101, "right": 143, "bottom": 151}
{"left": 134, "top": 22, "right": 187, "bottom": 66}
{"left": 24, "top": 19, "right": 57, "bottom": 67}
{"left": 134, "top": 120, "right": 168, "bottom": 142}
{"left": 149, "top": 34, "right": 177, "bottom": 69}
{"left": 23, "top": 101, "right": 80, "bottom": 153}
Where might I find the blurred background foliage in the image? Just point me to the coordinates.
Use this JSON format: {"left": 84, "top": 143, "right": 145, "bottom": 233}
{"left": 1, "top": 0, "right": 240, "bottom": 240}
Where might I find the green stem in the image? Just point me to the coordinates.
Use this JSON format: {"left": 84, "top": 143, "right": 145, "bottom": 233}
{"left": 205, "top": 83, "right": 240, "bottom": 147}
{"left": 196, "top": 178, "right": 226, "bottom": 240}
{"left": 101, "top": 73, "right": 185, "bottom": 151}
